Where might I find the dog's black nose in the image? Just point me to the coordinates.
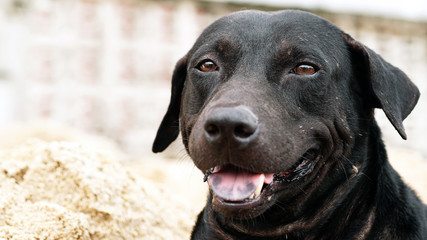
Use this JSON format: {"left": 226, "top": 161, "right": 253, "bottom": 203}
{"left": 203, "top": 106, "right": 259, "bottom": 148}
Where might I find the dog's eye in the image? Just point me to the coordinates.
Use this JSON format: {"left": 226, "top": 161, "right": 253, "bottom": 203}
{"left": 292, "top": 64, "right": 317, "bottom": 75}
{"left": 197, "top": 60, "right": 218, "bottom": 72}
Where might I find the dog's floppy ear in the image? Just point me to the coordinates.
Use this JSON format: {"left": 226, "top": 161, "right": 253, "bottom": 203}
{"left": 152, "top": 56, "right": 188, "bottom": 153}
{"left": 342, "top": 33, "right": 420, "bottom": 140}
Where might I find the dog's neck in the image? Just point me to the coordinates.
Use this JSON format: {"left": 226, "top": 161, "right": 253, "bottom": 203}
{"left": 193, "top": 122, "right": 392, "bottom": 239}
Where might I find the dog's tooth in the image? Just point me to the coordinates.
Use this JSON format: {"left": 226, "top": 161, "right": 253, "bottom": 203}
{"left": 248, "top": 193, "right": 255, "bottom": 199}
{"left": 253, "top": 174, "right": 265, "bottom": 197}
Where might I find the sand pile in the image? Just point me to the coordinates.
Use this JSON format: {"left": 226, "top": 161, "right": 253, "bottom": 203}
{"left": 0, "top": 139, "right": 195, "bottom": 240}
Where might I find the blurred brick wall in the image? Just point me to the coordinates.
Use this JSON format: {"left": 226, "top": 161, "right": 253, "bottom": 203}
{"left": 0, "top": 1, "right": 425, "bottom": 155}
{"left": 0, "top": 0, "right": 220, "bottom": 154}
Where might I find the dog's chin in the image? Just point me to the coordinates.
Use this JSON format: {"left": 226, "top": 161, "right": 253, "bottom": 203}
{"left": 205, "top": 148, "right": 322, "bottom": 220}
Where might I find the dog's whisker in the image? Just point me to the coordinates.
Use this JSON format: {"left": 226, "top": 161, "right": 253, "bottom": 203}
{"left": 339, "top": 155, "right": 354, "bottom": 166}
{"left": 297, "top": 185, "right": 307, "bottom": 195}
{"left": 358, "top": 171, "right": 372, "bottom": 182}
{"left": 337, "top": 160, "right": 348, "bottom": 181}
{"left": 177, "top": 149, "right": 190, "bottom": 163}
{"left": 272, "top": 201, "right": 289, "bottom": 214}
{"left": 338, "top": 154, "right": 374, "bottom": 183}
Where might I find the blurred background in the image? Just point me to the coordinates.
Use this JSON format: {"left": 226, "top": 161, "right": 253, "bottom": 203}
{"left": 0, "top": 0, "right": 426, "bottom": 214}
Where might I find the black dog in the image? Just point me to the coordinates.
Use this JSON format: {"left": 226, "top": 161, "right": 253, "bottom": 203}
{"left": 153, "top": 10, "right": 427, "bottom": 239}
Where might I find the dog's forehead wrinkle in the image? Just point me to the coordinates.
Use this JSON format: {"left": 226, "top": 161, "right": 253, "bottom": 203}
{"left": 275, "top": 43, "right": 327, "bottom": 66}
{"left": 190, "top": 38, "right": 237, "bottom": 61}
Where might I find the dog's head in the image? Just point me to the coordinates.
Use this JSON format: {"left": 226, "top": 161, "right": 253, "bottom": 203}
{"left": 152, "top": 10, "right": 419, "bottom": 220}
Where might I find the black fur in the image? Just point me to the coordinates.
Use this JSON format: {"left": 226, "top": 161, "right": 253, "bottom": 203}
{"left": 153, "top": 10, "right": 426, "bottom": 239}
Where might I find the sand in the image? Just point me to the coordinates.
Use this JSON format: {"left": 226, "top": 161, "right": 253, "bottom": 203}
{"left": 0, "top": 139, "right": 196, "bottom": 240}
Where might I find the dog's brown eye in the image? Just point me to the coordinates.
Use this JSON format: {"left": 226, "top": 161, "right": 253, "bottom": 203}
{"left": 197, "top": 60, "right": 218, "bottom": 72}
{"left": 294, "top": 64, "right": 316, "bottom": 75}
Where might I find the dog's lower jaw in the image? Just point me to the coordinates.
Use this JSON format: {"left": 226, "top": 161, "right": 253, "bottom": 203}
{"left": 196, "top": 148, "right": 364, "bottom": 239}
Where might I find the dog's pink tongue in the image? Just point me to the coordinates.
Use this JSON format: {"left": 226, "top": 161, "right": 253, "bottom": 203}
{"left": 208, "top": 167, "right": 271, "bottom": 201}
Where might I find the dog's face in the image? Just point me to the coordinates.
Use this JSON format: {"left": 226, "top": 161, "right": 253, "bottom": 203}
{"left": 153, "top": 10, "right": 419, "bottom": 221}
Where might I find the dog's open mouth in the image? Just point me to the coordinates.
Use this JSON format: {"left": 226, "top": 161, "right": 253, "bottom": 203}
{"left": 204, "top": 165, "right": 275, "bottom": 202}
{"left": 204, "top": 148, "right": 321, "bottom": 205}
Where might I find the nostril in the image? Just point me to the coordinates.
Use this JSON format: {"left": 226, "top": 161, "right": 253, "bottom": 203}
{"left": 204, "top": 123, "right": 222, "bottom": 144}
{"left": 205, "top": 123, "right": 220, "bottom": 137}
{"left": 234, "top": 124, "right": 256, "bottom": 139}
